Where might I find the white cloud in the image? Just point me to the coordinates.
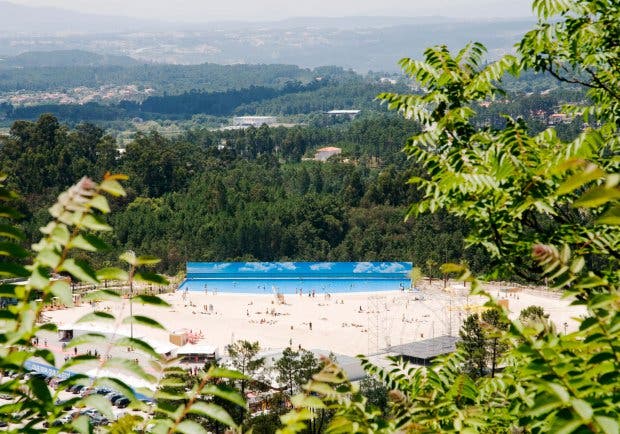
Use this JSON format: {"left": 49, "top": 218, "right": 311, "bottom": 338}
{"left": 353, "top": 262, "right": 406, "bottom": 274}
{"left": 309, "top": 262, "right": 335, "bottom": 271}
{"left": 239, "top": 262, "right": 298, "bottom": 272}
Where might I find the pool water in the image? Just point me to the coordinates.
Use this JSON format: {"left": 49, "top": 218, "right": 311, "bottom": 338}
{"left": 179, "top": 278, "right": 411, "bottom": 294}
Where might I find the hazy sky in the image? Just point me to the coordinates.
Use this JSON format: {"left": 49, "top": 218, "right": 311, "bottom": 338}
{"left": 9, "top": 0, "right": 534, "bottom": 22}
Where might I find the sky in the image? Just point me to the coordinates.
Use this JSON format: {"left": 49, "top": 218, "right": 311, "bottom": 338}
{"left": 8, "top": 0, "right": 534, "bottom": 22}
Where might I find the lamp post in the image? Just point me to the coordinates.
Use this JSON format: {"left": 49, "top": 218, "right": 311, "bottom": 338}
{"left": 129, "top": 250, "right": 134, "bottom": 340}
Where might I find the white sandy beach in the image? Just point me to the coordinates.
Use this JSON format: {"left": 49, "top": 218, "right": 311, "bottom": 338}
{"left": 44, "top": 281, "right": 586, "bottom": 357}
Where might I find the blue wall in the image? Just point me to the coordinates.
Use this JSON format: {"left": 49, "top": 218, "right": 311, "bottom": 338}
{"left": 179, "top": 262, "right": 413, "bottom": 293}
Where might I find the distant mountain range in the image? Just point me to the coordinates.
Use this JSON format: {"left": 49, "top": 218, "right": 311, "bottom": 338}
{"left": 0, "top": 1, "right": 534, "bottom": 71}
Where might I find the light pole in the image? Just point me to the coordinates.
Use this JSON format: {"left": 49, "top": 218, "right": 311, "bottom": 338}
{"left": 129, "top": 250, "right": 135, "bottom": 340}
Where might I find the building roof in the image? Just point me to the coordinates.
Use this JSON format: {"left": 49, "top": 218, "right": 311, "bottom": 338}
{"left": 316, "top": 146, "right": 342, "bottom": 152}
{"left": 176, "top": 343, "right": 218, "bottom": 355}
{"left": 326, "top": 110, "right": 360, "bottom": 115}
{"left": 388, "top": 335, "right": 459, "bottom": 360}
{"left": 258, "top": 348, "right": 366, "bottom": 382}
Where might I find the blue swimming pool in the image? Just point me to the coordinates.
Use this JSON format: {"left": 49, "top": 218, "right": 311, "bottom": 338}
{"left": 178, "top": 262, "right": 413, "bottom": 294}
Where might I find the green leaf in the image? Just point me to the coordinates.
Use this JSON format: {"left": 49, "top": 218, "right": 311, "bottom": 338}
{"left": 571, "top": 398, "right": 593, "bottom": 421}
{"left": 557, "top": 164, "right": 604, "bottom": 195}
{"left": 50, "top": 280, "right": 73, "bottom": 307}
{"left": 88, "top": 195, "right": 110, "bottom": 213}
{"left": 132, "top": 294, "right": 170, "bottom": 307}
{"left": 201, "top": 384, "right": 246, "bottom": 407}
{"left": 99, "top": 179, "right": 126, "bottom": 197}
{"left": 122, "top": 315, "right": 166, "bottom": 330}
{"left": 96, "top": 267, "right": 129, "bottom": 281}
{"left": 119, "top": 250, "right": 137, "bottom": 266}
{"left": 594, "top": 416, "right": 619, "bottom": 434}
{"left": 290, "top": 394, "right": 326, "bottom": 409}
{"left": 596, "top": 205, "right": 620, "bottom": 225}
{"left": 66, "top": 333, "right": 108, "bottom": 348}
{"left": 0, "top": 223, "right": 25, "bottom": 240}
{"left": 30, "top": 376, "right": 52, "bottom": 403}
{"left": 176, "top": 420, "right": 208, "bottom": 434}
{"left": 0, "top": 261, "right": 29, "bottom": 277}
{"left": 135, "top": 256, "right": 161, "bottom": 266}
{"left": 69, "top": 234, "right": 109, "bottom": 252}
{"left": 0, "top": 241, "right": 29, "bottom": 258}
{"left": 81, "top": 394, "right": 114, "bottom": 419}
{"left": 547, "top": 383, "right": 569, "bottom": 403}
{"left": 574, "top": 187, "right": 620, "bottom": 208}
{"left": 82, "top": 289, "right": 121, "bottom": 302}
{"left": 206, "top": 367, "right": 247, "bottom": 380}
{"left": 134, "top": 271, "right": 168, "bottom": 285}
{"left": 60, "top": 258, "right": 98, "bottom": 284}
{"left": 76, "top": 311, "right": 115, "bottom": 323}
{"left": 81, "top": 214, "right": 112, "bottom": 232}
{"left": 71, "top": 414, "right": 91, "bottom": 434}
{"left": 188, "top": 402, "right": 237, "bottom": 428}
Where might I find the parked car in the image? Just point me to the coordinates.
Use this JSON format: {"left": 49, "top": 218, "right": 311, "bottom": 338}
{"left": 71, "top": 385, "right": 85, "bottom": 395}
{"left": 109, "top": 394, "right": 124, "bottom": 405}
{"left": 115, "top": 398, "right": 130, "bottom": 409}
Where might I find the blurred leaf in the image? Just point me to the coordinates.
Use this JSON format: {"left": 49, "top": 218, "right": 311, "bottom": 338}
{"left": 96, "top": 267, "right": 129, "bottom": 282}
{"left": 596, "top": 205, "right": 620, "bottom": 225}
{"left": 30, "top": 376, "right": 52, "bottom": 403}
{"left": 176, "top": 420, "right": 208, "bottom": 434}
{"left": 119, "top": 250, "right": 136, "bottom": 266}
{"left": 0, "top": 241, "right": 29, "bottom": 258}
{"left": 574, "top": 187, "right": 620, "bottom": 208}
{"left": 135, "top": 256, "right": 161, "bottom": 266}
{"left": 291, "top": 394, "right": 326, "bottom": 409}
{"left": 122, "top": 315, "right": 166, "bottom": 330}
{"left": 82, "top": 289, "right": 121, "bottom": 302}
{"left": 207, "top": 367, "right": 246, "bottom": 380}
{"left": 99, "top": 179, "right": 126, "bottom": 197}
{"left": 201, "top": 384, "right": 246, "bottom": 407}
{"left": 81, "top": 214, "right": 112, "bottom": 232}
{"left": 61, "top": 259, "right": 98, "bottom": 284}
{"left": 69, "top": 234, "right": 109, "bottom": 252}
{"left": 134, "top": 271, "right": 168, "bottom": 285}
{"left": 66, "top": 333, "right": 108, "bottom": 348}
{"left": 50, "top": 280, "right": 72, "bottom": 307}
{"left": 0, "top": 223, "right": 25, "bottom": 240}
{"left": 132, "top": 295, "right": 170, "bottom": 307}
{"left": 76, "top": 311, "right": 115, "bottom": 323}
{"left": 0, "top": 261, "right": 29, "bottom": 277}
{"left": 88, "top": 195, "right": 110, "bottom": 213}
{"left": 188, "top": 402, "right": 237, "bottom": 428}
{"left": 82, "top": 394, "right": 114, "bottom": 419}
{"left": 557, "top": 164, "right": 604, "bottom": 195}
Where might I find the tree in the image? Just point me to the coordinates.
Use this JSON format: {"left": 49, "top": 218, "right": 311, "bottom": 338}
{"left": 226, "top": 340, "right": 265, "bottom": 396}
{"left": 480, "top": 308, "right": 509, "bottom": 378}
{"left": 458, "top": 314, "right": 487, "bottom": 379}
{"left": 274, "top": 347, "right": 320, "bottom": 396}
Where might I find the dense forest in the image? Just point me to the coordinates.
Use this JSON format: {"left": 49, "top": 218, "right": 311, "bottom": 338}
{"left": 0, "top": 113, "right": 491, "bottom": 277}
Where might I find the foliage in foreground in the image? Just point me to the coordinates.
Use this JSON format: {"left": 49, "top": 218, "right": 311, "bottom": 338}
{"left": 0, "top": 175, "right": 247, "bottom": 433}
{"left": 279, "top": 0, "right": 619, "bottom": 433}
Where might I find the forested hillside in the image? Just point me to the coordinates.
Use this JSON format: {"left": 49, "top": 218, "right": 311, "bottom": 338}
{"left": 0, "top": 113, "right": 489, "bottom": 276}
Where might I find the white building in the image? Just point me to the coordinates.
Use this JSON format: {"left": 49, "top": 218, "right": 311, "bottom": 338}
{"left": 314, "top": 146, "right": 342, "bottom": 162}
{"left": 232, "top": 116, "right": 277, "bottom": 127}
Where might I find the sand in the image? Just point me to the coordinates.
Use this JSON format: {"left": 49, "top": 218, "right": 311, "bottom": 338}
{"left": 44, "top": 281, "right": 586, "bottom": 357}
